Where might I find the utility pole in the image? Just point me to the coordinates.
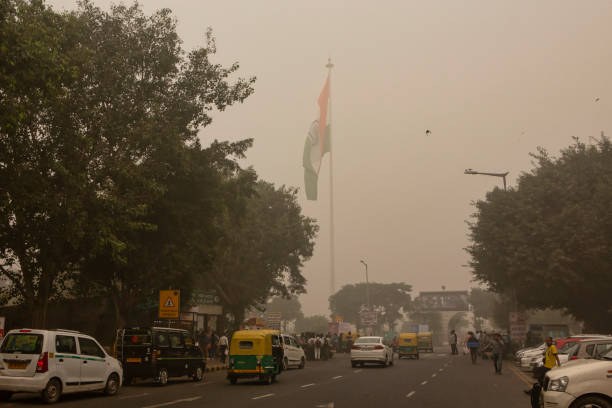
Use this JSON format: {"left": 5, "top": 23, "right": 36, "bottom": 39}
{"left": 360, "top": 260, "right": 371, "bottom": 311}
{"left": 464, "top": 169, "right": 509, "bottom": 191}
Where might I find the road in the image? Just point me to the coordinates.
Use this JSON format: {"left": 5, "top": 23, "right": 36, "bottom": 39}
{"left": 6, "top": 352, "right": 532, "bottom": 407}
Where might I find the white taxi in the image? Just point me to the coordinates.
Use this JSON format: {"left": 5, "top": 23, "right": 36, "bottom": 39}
{"left": 281, "top": 334, "right": 306, "bottom": 369}
{"left": 0, "top": 328, "right": 123, "bottom": 403}
{"left": 350, "top": 336, "right": 394, "bottom": 368}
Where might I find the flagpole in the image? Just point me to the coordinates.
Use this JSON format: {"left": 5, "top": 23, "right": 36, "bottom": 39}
{"left": 326, "top": 57, "right": 335, "bottom": 295}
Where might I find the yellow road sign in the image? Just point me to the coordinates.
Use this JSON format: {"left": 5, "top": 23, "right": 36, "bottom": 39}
{"left": 159, "top": 290, "right": 180, "bottom": 319}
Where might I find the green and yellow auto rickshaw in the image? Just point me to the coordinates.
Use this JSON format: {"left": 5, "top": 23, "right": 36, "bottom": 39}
{"left": 227, "top": 330, "right": 283, "bottom": 385}
{"left": 417, "top": 331, "right": 434, "bottom": 353}
{"left": 398, "top": 333, "right": 419, "bottom": 359}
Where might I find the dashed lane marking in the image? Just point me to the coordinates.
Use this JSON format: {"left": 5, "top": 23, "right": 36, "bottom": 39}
{"left": 439, "top": 368, "right": 444, "bottom": 371}
{"left": 332, "top": 375, "right": 343, "bottom": 380}
{"left": 432, "top": 373, "right": 437, "bottom": 378}
{"left": 301, "top": 383, "right": 316, "bottom": 388}
{"left": 252, "top": 394, "right": 275, "bottom": 400}
{"left": 421, "top": 380, "right": 428, "bottom": 385}
{"left": 406, "top": 391, "right": 416, "bottom": 398}
{"left": 353, "top": 369, "right": 363, "bottom": 373}
{"left": 119, "top": 392, "right": 150, "bottom": 400}
{"left": 141, "top": 396, "right": 202, "bottom": 408}
{"left": 194, "top": 381, "right": 213, "bottom": 386}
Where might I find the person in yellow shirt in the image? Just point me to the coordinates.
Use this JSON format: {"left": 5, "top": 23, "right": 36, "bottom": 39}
{"left": 541, "top": 336, "right": 561, "bottom": 382}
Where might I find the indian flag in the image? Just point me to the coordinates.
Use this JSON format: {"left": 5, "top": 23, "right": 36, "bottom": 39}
{"left": 303, "top": 76, "right": 331, "bottom": 200}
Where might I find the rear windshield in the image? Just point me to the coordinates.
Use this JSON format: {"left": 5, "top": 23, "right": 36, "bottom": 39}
{"left": 122, "top": 330, "right": 152, "bottom": 346}
{"left": 239, "top": 341, "right": 253, "bottom": 349}
{"left": 1, "top": 333, "right": 43, "bottom": 354}
{"left": 355, "top": 338, "right": 381, "bottom": 344}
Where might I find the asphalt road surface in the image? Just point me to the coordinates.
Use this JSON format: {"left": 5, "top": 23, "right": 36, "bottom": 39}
{"left": 5, "top": 352, "right": 532, "bottom": 407}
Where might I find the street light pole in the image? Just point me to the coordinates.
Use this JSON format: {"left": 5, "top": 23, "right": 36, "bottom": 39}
{"left": 360, "top": 260, "right": 371, "bottom": 311}
{"left": 464, "top": 169, "right": 509, "bottom": 191}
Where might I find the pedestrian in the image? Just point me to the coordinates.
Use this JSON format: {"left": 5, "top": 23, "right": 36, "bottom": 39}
{"left": 314, "top": 334, "right": 322, "bottom": 360}
{"left": 466, "top": 331, "right": 479, "bottom": 364}
{"left": 210, "top": 331, "right": 218, "bottom": 359}
{"left": 449, "top": 330, "right": 458, "bottom": 355}
{"left": 491, "top": 333, "right": 504, "bottom": 374}
{"left": 218, "top": 332, "right": 229, "bottom": 364}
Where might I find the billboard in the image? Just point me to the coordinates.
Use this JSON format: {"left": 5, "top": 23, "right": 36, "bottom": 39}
{"left": 418, "top": 291, "right": 469, "bottom": 311}
{"left": 360, "top": 310, "right": 378, "bottom": 326}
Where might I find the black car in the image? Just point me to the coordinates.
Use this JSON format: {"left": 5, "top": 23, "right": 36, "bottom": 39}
{"left": 115, "top": 327, "right": 206, "bottom": 385}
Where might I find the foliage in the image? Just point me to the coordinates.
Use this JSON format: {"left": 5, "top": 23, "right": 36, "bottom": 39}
{"left": 329, "top": 282, "right": 412, "bottom": 331}
{"left": 467, "top": 137, "right": 612, "bottom": 332}
{"left": 209, "top": 181, "right": 318, "bottom": 328}
{"left": 295, "top": 315, "right": 329, "bottom": 334}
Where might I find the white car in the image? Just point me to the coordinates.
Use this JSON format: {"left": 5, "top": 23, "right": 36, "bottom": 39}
{"left": 350, "top": 336, "right": 394, "bottom": 368}
{"left": 281, "top": 335, "right": 306, "bottom": 370}
{"left": 0, "top": 328, "right": 123, "bottom": 403}
{"left": 542, "top": 347, "right": 612, "bottom": 408}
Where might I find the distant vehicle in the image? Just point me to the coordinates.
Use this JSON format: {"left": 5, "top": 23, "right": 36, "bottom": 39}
{"left": 417, "top": 332, "right": 434, "bottom": 353}
{"left": 114, "top": 327, "right": 205, "bottom": 385}
{"left": 398, "top": 333, "right": 419, "bottom": 359}
{"left": 280, "top": 334, "right": 306, "bottom": 369}
{"left": 227, "top": 329, "right": 283, "bottom": 385}
{"left": 350, "top": 336, "right": 394, "bottom": 368}
{"left": 541, "top": 347, "right": 612, "bottom": 408}
{"left": 0, "top": 328, "right": 122, "bottom": 404}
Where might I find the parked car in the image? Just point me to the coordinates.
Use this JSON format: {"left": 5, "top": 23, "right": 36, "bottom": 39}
{"left": 280, "top": 334, "right": 306, "bottom": 369}
{"left": 530, "top": 337, "right": 612, "bottom": 375}
{"left": 0, "top": 328, "right": 122, "bottom": 404}
{"left": 541, "top": 347, "right": 612, "bottom": 408}
{"left": 350, "top": 336, "right": 394, "bottom": 368}
{"left": 114, "top": 327, "right": 205, "bottom": 385}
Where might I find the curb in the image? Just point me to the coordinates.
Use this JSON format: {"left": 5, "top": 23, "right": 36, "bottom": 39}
{"left": 205, "top": 365, "right": 227, "bottom": 372}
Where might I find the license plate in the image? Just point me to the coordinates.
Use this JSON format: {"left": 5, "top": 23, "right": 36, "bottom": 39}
{"left": 8, "top": 362, "right": 27, "bottom": 369}
{"left": 126, "top": 358, "right": 142, "bottom": 363}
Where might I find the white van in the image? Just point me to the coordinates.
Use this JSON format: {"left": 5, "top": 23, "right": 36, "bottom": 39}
{"left": 0, "top": 328, "right": 123, "bottom": 403}
{"left": 541, "top": 347, "right": 612, "bottom": 408}
{"left": 281, "top": 334, "right": 306, "bottom": 369}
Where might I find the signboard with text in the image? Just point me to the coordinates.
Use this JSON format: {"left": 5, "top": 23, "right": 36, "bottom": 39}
{"left": 418, "top": 291, "right": 469, "bottom": 311}
{"left": 266, "top": 312, "right": 282, "bottom": 330}
{"left": 360, "top": 311, "right": 378, "bottom": 326}
{"left": 159, "top": 290, "right": 180, "bottom": 319}
{"left": 509, "top": 312, "right": 527, "bottom": 342}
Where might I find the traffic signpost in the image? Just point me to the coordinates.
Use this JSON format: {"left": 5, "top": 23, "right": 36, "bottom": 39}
{"left": 159, "top": 290, "right": 180, "bottom": 319}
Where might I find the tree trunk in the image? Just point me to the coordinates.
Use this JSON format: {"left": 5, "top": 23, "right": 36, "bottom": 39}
{"left": 112, "top": 289, "right": 126, "bottom": 330}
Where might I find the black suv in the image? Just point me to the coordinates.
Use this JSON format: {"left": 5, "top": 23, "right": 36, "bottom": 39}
{"left": 115, "top": 327, "right": 206, "bottom": 385}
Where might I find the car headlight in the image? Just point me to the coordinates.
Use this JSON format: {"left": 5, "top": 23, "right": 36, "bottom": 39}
{"left": 549, "top": 376, "right": 569, "bottom": 392}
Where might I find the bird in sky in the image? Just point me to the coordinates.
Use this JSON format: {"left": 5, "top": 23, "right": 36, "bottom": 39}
{"left": 425, "top": 129, "right": 431, "bottom": 136}
{"left": 595, "top": 97, "right": 600, "bottom": 102}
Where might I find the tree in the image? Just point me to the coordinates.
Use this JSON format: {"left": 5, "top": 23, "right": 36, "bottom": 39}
{"left": 265, "top": 296, "right": 304, "bottom": 332}
{"left": 0, "top": 0, "right": 256, "bottom": 327}
{"left": 209, "top": 181, "right": 318, "bottom": 328}
{"left": 329, "top": 282, "right": 412, "bottom": 331}
{"left": 295, "top": 315, "right": 329, "bottom": 334}
{"left": 467, "top": 137, "right": 612, "bottom": 332}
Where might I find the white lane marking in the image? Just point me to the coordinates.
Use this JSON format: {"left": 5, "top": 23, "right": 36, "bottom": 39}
{"left": 316, "top": 403, "right": 335, "bottom": 408}
{"left": 252, "top": 393, "right": 275, "bottom": 400}
{"left": 432, "top": 373, "right": 437, "bottom": 378}
{"left": 301, "top": 383, "right": 316, "bottom": 388}
{"left": 421, "top": 380, "right": 428, "bottom": 385}
{"left": 194, "top": 381, "right": 213, "bottom": 386}
{"left": 119, "top": 392, "right": 150, "bottom": 400}
{"left": 142, "top": 396, "right": 201, "bottom": 408}
{"left": 353, "top": 369, "right": 362, "bottom": 373}
{"left": 406, "top": 391, "right": 416, "bottom": 398}
{"left": 332, "top": 375, "right": 343, "bottom": 380}
{"left": 439, "top": 368, "right": 444, "bottom": 371}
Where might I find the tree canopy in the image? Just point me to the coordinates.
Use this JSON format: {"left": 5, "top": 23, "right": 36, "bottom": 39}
{"left": 329, "top": 282, "right": 412, "bottom": 331}
{"left": 467, "top": 137, "right": 612, "bottom": 332}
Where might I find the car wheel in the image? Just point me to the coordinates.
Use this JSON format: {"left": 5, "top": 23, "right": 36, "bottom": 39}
{"left": 271, "top": 374, "right": 277, "bottom": 383}
{"left": 416, "top": 353, "right": 420, "bottom": 360}
{"left": 0, "top": 391, "right": 13, "bottom": 401}
{"left": 193, "top": 365, "right": 204, "bottom": 382}
{"left": 229, "top": 376, "right": 237, "bottom": 385}
{"left": 282, "top": 357, "right": 289, "bottom": 371}
{"left": 360, "top": 362, "right": 365, "bottom": 368}
{"left": 572, "top": 395, "right": 612, "bottom": 408}
{"left": 390, "top": 355, "right": 394, "bottom": 366}
{"left": 298, "top": 357, "right": 305, "bottom": 369}
{"left": 351, "top": 361, "right": 357, "bottom": 368}
{"left": 261, "top": 374, "right": 273, "bottom": 385}
{"left": 384, "top": 356, "right": 388, "bottom": 367}
{"left": 156, "top": 367, "right": 169, "bottom": 386}
{"left": 41, "top": 378, "right": 62, "bottom": 404}
{"left": 104, "top": 373, "right": 120, "bottom": 396}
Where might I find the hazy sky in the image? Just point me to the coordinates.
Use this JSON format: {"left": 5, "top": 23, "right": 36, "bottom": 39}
{"left": 49, "top": 0, "right": 612, "bottom": 316}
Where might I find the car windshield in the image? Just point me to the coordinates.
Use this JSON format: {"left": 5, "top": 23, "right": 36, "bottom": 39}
{"left": 0, "top": 333, "right": 44, "bottom": 354}
{"left": 355, "top": 337, "right": 381, "bottom": 344}
{"left": 596, "top": 347, "right": 612, "bottom": 360}
{"left": 559, "top": 342, "right": 577, "bottom": 353}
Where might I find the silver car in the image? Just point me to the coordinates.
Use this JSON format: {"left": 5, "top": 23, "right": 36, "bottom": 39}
{"left": 350, "top": 336, "right": 394, "bottom": 368}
